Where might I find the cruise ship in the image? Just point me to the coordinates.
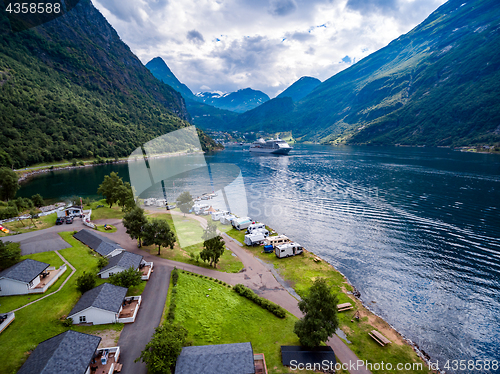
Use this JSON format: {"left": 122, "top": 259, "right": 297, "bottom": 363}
{"left": 249, "top": 136, "right": 292, "bottom": 155}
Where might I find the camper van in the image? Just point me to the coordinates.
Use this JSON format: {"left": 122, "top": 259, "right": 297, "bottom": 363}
{"left": 193, "top": 204, "right": 210, "bottom": 215}
{"left": 246, "top": 222, "right": 266, "bottom": 234}
{"left": 265, "top": 235, "right": 290, "bottom": 248}
{"left": 244, "top": 233, "right": 266, "bottom": 246}
{"left": 211, "top": 210, "right": 229, "bottom": 221}
{"left": 250, "top": 228, "right": 269, "bottom": 237}
{"left": 232, "top": 217, "right": 252, "bottom": 231}
{"left": 275, "top": 243, "right": 303, "bottom": 258}
{"left": 220, "top": 214, "right": 237, "bottom": 225}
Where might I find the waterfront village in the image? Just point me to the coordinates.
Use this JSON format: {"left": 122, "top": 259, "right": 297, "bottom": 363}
{"left": 0, "top": 173, "right": 432, "bottom": 374}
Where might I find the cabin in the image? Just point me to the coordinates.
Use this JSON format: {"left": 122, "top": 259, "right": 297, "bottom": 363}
{"left": 0, "top": 259, "right": 66, "bottom": 296}
{"left": 175, "top": 342, "right": 257, "bottom": 374}
{"left": 73, "top": 229, "right": 124, "bottom": 258}
{"left": 97, "top": 251, "right": 144, "bottom": 279}
{"left": 265, "top": 235, "right": 290, "bottom": 248}
{"left": 56, "top": 205, "right": 91, "bottom": 219}
{"left": 67, "top": 283, "right": 141, "bottom": 325}
{"left": 17, "top": 330, "right": 122, "bottom": 374}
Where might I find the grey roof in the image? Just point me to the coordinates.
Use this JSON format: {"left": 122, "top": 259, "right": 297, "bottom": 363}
{"left": 68, "top": 283, "right": 128, "bottom": 317}
{"left": 73, "top": 229, "right": 123, "bottom": 256}
{"left": 17, "top": 330, "right": 101, "bottom": 374}
{"left": 281, "top": 346, "right": 336, "bottom": 367}
{"left": 0, "top": 259, "right": 49, "bottom": 283}
{"left": 99, "top": 251, "right": 143, "bottom": 274}
{"left": 175, "top": 343, "right": 255, "bottom": 374}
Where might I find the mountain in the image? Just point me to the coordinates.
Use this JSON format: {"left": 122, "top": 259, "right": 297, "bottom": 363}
{"left": 195, "top": 88, "right": 270, "bottom": 113}
{"left": 276, "top": 76, "right": 321, "bottom": 102}
{"left": 239, "top": 0, "right": 500, "bottom": 147}
{"left": 145, "top": 57, "right": 195, "bottom": 100}
{"left": 0, "top": 0, "right": 220, "bottom": 169}
{"left": 184, "top": 99, "right": 238, "bottom": 131}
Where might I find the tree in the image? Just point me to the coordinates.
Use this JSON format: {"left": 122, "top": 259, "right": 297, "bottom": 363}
{"left": 123, "top": 206, "right": 148, "bottom": 247}
{"left": 136, "top": 322, "right": 190, "bottom": 374}
{"left": 293, "top": 278, "right": 339, "bottom": 347}
{"left": 97, "top": 172, "right": 123, "bottom": 207}
{"left": 28, "top": 208, "right": 39, "bottom": 227}
{"left": 31, "top": 193, "right": 44, "bottom": 207}
{"left": 0, "top": 167, "right": 19, "bottom": 201}
{"left": 142, "top": 218, "right": 176, "bottom": 255}
{"left": 109, "top": 267, "right": 142, "bottom": 288}
{"left": 199, "top": 222, "right": 225, "bottom": 268}
{"left": 97, "top": 256, "right": 109, "bottom": 269}
{"left": 0, "top": 241, "right": 21, "bottom": 271}
{"left": 176, "top": 191, "right": 193, "bottom": 216}
{"left": 76, "top": 271, "right": 96, "bottom": 293}
{"left": 115, "top": 181, "right": 135, "bottom": 211}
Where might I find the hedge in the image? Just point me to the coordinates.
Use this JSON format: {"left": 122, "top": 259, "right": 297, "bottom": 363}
{"left": 233, "top": 284, "right": 286, "bottom": 318}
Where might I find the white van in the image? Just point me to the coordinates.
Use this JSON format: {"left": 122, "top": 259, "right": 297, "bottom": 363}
{"left": 220, "top": 214, "right": 237, "bottom": 225}
{"left": 232, "top": 217, "right": 252, "bottom": 231}
{"left": 250, "top": 228, "right": 269, "bottom": 237}
{"left": 193, "top": 204, "right": 210, "bottom": 215}
{"left": 265, "top": 235, "right": 290, "bottom": 248}
{"left": 275, "top": 242, "right": 303, "bottom": 258}
{"left": 211, "top": 210, "right": 229, "bottom": 221}
{"left": 244, "top": 233, "right": 266, "bottom": 246}
{"left": 246, "top": 222, "right": 266, "bottom": 234}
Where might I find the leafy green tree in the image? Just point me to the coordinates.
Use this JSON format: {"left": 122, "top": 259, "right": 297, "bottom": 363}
{"left": 200, "top": 222, "right": 225, "bottom": 268}
{"left": 31, "top": 194, "right": 44, "bottom": 207}
{"left": 97, "top": 172, "right": 123, "bottom": 208}
{"left": 123, "top": 206, "right": 148, "bottom": 247}
{"left": 0, "top": 241, "right": 21, "bottom": 271}
{"left": 176, "top": 191, "right": 194, "bottom": 216}
{"left": 76, "top": 271, "right": 96, "bottom": 294}
{"left": 293, "top": 278, "right": 339, "bottom": 347}
{"left": 136, "top": 322, "right": 190, "bottom": 374}
{"left": 0, "top": 167, "right": 19, "bottom": 201}
{"left": 142, "top": 218, "right": 176, "bottom": 255}
{"left": 115, "top": 181, "right": 135, "bottom": 211}
{"left": 109, "top": 267, "right": 143, "bottom": 288}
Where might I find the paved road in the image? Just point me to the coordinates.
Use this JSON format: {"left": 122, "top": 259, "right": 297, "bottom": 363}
{"left": 117, "top": 263, "right": 172, "bottom": 374}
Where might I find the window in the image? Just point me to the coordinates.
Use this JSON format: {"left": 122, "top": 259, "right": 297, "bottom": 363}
{"left": 109, "top": 272, "right": 114, "bottom": 276}
{"left": 79, "top": 316, "right": 86, "bottom": 323}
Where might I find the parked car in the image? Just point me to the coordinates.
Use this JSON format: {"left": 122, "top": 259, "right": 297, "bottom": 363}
{"left": 65, "top": 216, "right": 74, "bottom": 224}
{"left": 55, "top": 217, "right": 65, "bottom": 225}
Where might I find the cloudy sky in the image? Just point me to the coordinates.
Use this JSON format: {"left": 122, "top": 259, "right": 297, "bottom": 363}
{"left": 92, "top": 0, "right": 446, "bottom": 98}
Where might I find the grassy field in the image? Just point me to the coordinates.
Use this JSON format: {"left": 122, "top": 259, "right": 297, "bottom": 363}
{"left": 0, "top": 212, "right": 57, "bottom": 236}
{"left": 84, "top": 199, "right": 125, "bottom": 220}
{"left": 95, "top": 224, "right": 118, "bottom": 233}
{"left": 140, "top": 212, "right": 244, "bottom": 273}
{"left": 223, "top": 231, "right": 431, "bottom": 374}
{"left": 167, "top": 272, "right": 338, "bottom": 374}
{"left": 0, "top": 232, "right": 128, "bottom": 374}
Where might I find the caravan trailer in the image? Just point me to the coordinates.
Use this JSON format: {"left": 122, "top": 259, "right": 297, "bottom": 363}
{"left": 265, "top": 235, "right": 290, "bottom": 248}
{"left": 232, "top": 217, "right": 252, "bottom": 231}
{"left": 250, "top": 228, "right": 269, "bottom": 237}
{"left": 246, "top": 223, "right": 266, "bottom": 234}
{"left": 275, "top": 243, "right": 304, "bottom": 258}
{"left": 211, "top": 211, "right": 229, "bottom": 221}
{"left": 193, "top": 204, "right": 210, "bottom": 215}
{"left": 244, "top": 233, "right": 266, "bottom": 246}
{"left": 220, "top": 214, "right": 237, "bottom": 225}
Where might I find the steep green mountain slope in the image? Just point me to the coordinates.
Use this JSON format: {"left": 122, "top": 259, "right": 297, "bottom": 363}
{"left": 276, "top": 76, "right": 321, "bottom": 102}
{"left": 0, "top": 1, "right": 219, "bottom": 168}
{"left": 185, "top": 99, "right": 238, "bottom": 130}
{"left": 240, "top": 0, "right": 500, "bottom": 147}
{"left": 145, "top": 57, "right": 195, "bottom": 100}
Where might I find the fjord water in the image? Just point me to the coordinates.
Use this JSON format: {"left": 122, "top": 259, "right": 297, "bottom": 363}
{"left": 19, "top": 145, "right": 500, "bottom": 368}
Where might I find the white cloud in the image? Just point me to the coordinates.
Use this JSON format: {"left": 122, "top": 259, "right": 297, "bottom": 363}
{"left": 93, "top": 0, "right": 446, "bottom": 98}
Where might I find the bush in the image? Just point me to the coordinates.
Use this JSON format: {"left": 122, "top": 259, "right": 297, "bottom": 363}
{"left": 0, "top": 205, "right": 18, "bottom": 219}
{"left": 97, "top": 256, "right": 109, "bottom": 269}
{"left": 172, "top": 267, "right": 179, "bottom": 286}
{"left": 76, "top": 271, "right": 96, "bottom": 293}
{"left": 233, "top": 284, "right": 286, "bottom": 318}
{"left": 0, "top": 241, "right": 21, "bottom": 271}
{"left": 61, "top": 318, "right": 73, "bottom": 327}
{"left": 109, "top": 267, "right": 142, "bottom": 288}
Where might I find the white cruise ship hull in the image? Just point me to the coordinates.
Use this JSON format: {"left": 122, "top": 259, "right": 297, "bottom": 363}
{"left": 249, "top": 146, "right": 292, "bottom": 155}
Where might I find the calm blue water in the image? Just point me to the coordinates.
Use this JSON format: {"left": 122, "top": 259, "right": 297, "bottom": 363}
{"left": 19, "top": 145, "right": 500, "bottom": 371}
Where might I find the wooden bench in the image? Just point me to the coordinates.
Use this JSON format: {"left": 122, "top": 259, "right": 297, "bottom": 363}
{"left": 369, "top": 330, "right": 392, "bottom": 346}
{"left": 337, "top": 302, "right": 353, "bottom": 312}
{"left": 114, "top": 363, "right": 123, "bottom": 372}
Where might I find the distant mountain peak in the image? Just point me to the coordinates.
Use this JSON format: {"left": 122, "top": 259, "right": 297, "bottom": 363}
{"left": 276, "top": 76, "right": 321, "bottom": 102}
{"left": 193, "top": 87, "right": 270, "bottom": 113}
{"left": 146, "top": 57, "right": 194, "bottom": 100}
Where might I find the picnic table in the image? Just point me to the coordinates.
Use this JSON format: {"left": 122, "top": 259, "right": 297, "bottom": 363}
{"left": 337, "top": 302, "right": 353, "bottom": 312}
{"left": 369, "top": 330, "right": 392, "bottom": 346}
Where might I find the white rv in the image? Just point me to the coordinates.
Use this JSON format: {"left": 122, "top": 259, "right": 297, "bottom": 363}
{"left": 193, "top": 204, "right": 210, "bottom": 215}
{"left": 220, "top": 214, "right": 237, "bottom": 225}
{"left": 246, "top": 222, "right": 266, "bottom": 234}
{"left": 232, "top": 217, "right": 252, "bottom": 231}
{"left": 211, "top": 211, "right": 229, "bottom": 221}
{"left": 244, "top": 233, "right": 266, "bottom": 246}
{"left": 275, "top": 243, "right": 303, "bottom": 258}
{"left": 265, "top": 235, "right": 290, "bottom": 248}
{"left": 249, "top": 228, "right": 269, "bottom": 237}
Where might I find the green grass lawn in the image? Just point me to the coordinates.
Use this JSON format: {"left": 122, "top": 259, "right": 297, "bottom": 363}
{"left": 85, "top": 199, "right": 125, "bottom": 220}
{"left": 95, "top": 224, "right": 118, "bottom": 233}
{"left": 168, "top": 272, "right": 320, "bottom": 374}
{"left": 141, "top": 212, "right": 244, "bottom": 273}
{"left": 0, "top": 232, "right": 125, "bottom": 374}
{"left": 1, "top": 213, "right": 57, "bottom": 236}
{"left": 223, "top": 231, "right": 431, "bottom": 373}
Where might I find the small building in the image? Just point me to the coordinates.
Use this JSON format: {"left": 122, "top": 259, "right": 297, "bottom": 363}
{"left": 17, "top": 330, "right": 101, "bottom": 374}
{"left": 67, "top": 283, "right": 141, "bottom": 325}
{"left": 56, "top": 205, "right": 91, "bottom": 219}
{"left": 97, "top": 251, "right": 143, "bottom": 279}
{"left": 73, "top": 229, "right": 124, "bottom": 258}
{"left": 280, "top": 346, "right": 336, "bottom": 371}
{"left": 175, "top": 342, "right": 256, "bottom": 374}
{"left": 0, "top": 259, "right": 66, "bottom": 296}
